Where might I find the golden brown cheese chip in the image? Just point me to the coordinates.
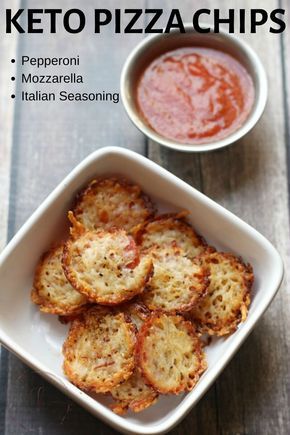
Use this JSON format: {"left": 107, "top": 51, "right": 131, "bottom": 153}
{"left": 136, "top": 313, "right": 207, "bottom": 394}
{"left": 73, "top": 177, "right": 155, "bottom": 232}
{"left": 31, "top": 245, "right": 88, "bottom": 315}
{"left": 58, "top": 312, "right": 84, "bottom": 325}
{"left": 109, "top": 302, "right": 155, "bottom": 414}
{"left": 141, "top": 246, "right": 209, "bottom": 313}
{"left": 120, "top": 301, "right": 151, "bottom": 331}
{"left": 134, "top": 213, "right": 207, "bottom": 259}
{"left": 110, "top": 369, "right": 158, "bottom": 415}
{"left": 63, "top": 307, "right": 136, "bottom": 393}
{"left": 190, "top": 252, "right": 254, "bottom": 336}
{"left": 63, "top": 228, "right": 153, "bottom": 305}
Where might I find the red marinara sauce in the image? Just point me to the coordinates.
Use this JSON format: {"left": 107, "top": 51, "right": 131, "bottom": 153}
{"left": 136, "top": 47, "right": 255, "bottom": 145}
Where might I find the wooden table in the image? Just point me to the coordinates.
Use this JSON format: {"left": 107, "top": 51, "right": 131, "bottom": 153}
{"left": 1, "top": 1, "right": 290, "bottom": 434}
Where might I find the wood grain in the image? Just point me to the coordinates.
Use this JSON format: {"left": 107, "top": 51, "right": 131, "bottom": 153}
{"left": 0, "top": 0, "right": 18, "bottom": 250}
{"left": 282, "top": 0, "right": 290, "bottom": 201}
{"left": 0, "top": 0, "right": 19, "bottom": 428}
{"left": 147, "top": 1, "right": 290, "bottom": 435}
{"left": 1, "top": 0, "right": 290, "bottom": 434}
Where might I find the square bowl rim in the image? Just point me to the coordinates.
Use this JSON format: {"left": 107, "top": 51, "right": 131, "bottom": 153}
{"left": 0, "top": 146, "right": 284, "bottom": 435}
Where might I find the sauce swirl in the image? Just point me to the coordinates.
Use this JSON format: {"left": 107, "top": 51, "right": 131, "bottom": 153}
{"left": 137, "top": 47, "right": 255, "bottom": 145}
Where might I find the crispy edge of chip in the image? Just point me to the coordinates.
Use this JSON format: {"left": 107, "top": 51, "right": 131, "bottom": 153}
{"left": 136, "top": 313, "right": 207, "bottom": 394}
{"left": 62, "top": 229, "right": 154, "bottom": 305}
{"left": 110, "top": 389, "right": 158, "bottom": 414}
{"left": 132, "top": 212, "right": 208, "bottom": 249}
{"left": 192, "top": 252, "right": 254, "bottom": 336}
{"left": 119, "top": 300, "right": 151, "bottom": 327}
{"left": 110, "top": 399, "right": 157, "bottom": 415}
{"left": 58, "top": 311, "right": 88, "bottom": 324}
{"left": 141, "top": 246, "right": 210, "bottom": 314}
{"left": 62, "top": 307, "right": 136, "bottom": 393}
{"left": 72, "top": 176, "right": 156, "bottom": 227}
{"left": 67, "top": 211, "right": 86, "bottom": 239}
{"left": 31, "top": 245, "right": 88, "bottom": 316}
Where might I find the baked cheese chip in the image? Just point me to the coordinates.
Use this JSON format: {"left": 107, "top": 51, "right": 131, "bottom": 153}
{"left": 109, "top": 302, "right": 157, "bottom": 414}
{"left": 62, "top": 227, "right": 153, "bottom": 305}
{"left": 141, "top": 246, "right": 208, "bottom": 313}
{"left": 63, "top": 306, "right": 136, "bottom": 393}
{"left": 134, "top": 213, "right": 207, "bottom": 258}
{"left": 136, "top": 313, "right": 206, "bottom": 394}
{"left": 110, "top": 369, "right": 158, "bottom": 414}
{"left": 120, "top": 301, "right": 151, "bottom": 331}
{"left": 31, "top": 245, "right": 88, "bottom": 315}
{"left": 73, "top": 177, "right": 155, "bottom": 231}
{"left": 190, "top": 252, "right": 253, "bottom": 336}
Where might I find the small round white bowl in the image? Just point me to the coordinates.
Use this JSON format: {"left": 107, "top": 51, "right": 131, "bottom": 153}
{"left": 121, "top": 24, "right": 268, "bottom": 153}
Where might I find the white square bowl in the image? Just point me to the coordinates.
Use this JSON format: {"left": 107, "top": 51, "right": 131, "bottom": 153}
{"left": 0, "top": 146, "right": 283, "bottom": 435}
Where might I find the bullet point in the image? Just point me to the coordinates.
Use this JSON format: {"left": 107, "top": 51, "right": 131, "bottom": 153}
{"left": 11, "top": 77, "right": 15, "bottom": 81}
{"left": 11, "top": 94, "right": 15, "bottom": 99}
{"left": 11, "top": 59, "right": 15, "bottom": 63}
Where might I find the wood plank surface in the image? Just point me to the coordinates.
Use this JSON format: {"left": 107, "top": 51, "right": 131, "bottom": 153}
{"left": 0, "top": 0, "right": 18, "bottom": 250}
{"left": 1, "top": 0, "right": 290, "bottom": 434}
{"left": 0, "top": 0, "right": 19, "bottom": 429}
{"left": 282, "top": 0, "right": 290, "bottom": 198}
